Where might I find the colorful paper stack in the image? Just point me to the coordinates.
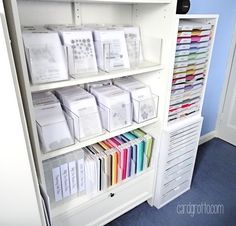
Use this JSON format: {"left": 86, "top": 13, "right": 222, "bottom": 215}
{"left": 84, "top": 129, "right": 153, "bottom": 192}
{"left": 169, "top": 20, "right": 213, "bottom": 122}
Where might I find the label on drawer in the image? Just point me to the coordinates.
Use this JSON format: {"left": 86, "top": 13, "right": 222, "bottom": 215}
{"left": 78, "top": 159, "right": 85, "bottom": 192}
{"left": 69, "top": 161, "right": 78, "bottom": 195}
{"left": 52, "top": 167, "right": 63, "bottom": 202}
{"left": 60, "top": 163, "right": 70, "bottom": 198}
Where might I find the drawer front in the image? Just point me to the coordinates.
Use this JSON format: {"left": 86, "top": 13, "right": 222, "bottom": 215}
{"left": 169, "top": 129, "right": 199, "bottom": 146}
{"left": 165, "top": 150, "right": 195, "bottom": 169}
{"left": 169, "top": 133, "right": 199, "bottom": 149}
{"left": 165, "top": 156, "right": 194, "bottom": 176}
{"left": 53, "top": 170, "right": 154, "bottom": 226}
{"left": 167, "top": 143, "right": 196, "bottom": 161}
{"left": 161, "top": 180, "right": 190, "bottom": 205}
{"left": 161, "top": 170, "right": 192, "bottom": 192}
{"left": 163, "top": 163, "right": 193, "bottom": 184}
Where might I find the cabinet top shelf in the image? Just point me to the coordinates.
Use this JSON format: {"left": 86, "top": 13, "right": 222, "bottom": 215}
{"left": 18, "top": 0, "right": 171, "bottom": 3}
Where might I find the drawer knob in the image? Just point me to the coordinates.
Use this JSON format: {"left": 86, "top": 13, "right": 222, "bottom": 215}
{"left": 110, "top": 193, "right": 115, "bottom": 198}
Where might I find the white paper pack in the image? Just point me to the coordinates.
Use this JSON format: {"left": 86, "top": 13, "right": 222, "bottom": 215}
{"left": 55, "top": 86, "right": 103, "bottom": 140}
{"left": 91, "top": 85, "right": 132, "bottom": 131}
{"left": 93, "top": 28, "right": 130, "bottom": 71}
{"left": 119, "top": 26, "right": 143, "bottom": 65}
{"left": 23, "top": 31, "right": 68, "bottom": 84}
{"left": 113, "top": 77, "right": 156, "bottom": 123}
{"left": 57, "top": 28, "right": 98, "bottom": 76}
{"left": 33, "top": 92, "right": 74, "bottom": 153}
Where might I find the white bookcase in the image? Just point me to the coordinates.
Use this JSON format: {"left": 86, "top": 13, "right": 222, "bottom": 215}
{"left": 2, "top": 0, "right": 218, "bottom": 225}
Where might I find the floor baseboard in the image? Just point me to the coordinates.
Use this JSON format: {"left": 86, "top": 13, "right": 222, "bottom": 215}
{"left": 199, "top": 130, "right": 216, "bottom": 145}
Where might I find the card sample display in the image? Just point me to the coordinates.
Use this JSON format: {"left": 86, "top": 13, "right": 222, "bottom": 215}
{"left": 115, "top": 25, "right": 143, "bottom": 67}
{"left": 113, "top": 77, "right": 158, "bottom": 123}
{"left": 90, "top": 85, "right": 132, "bottom": 131}
{"left": 22, "top": 30, "right": 68, "bottom": 84}
{"left": 55, "top": 86, "right": 103, "bottom": 140}
{"left": 48, "top": 25, "right": 98, "bottom": 76}
{"left": 93, "top": 28, "right": 130, "bottom": 72}
{"left": 32, "top": 91, "right": 74, "bottom": 153}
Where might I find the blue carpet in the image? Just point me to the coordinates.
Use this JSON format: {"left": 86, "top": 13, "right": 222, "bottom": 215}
{"left": 106, "top": 138, "right": 236, "bottom": 226}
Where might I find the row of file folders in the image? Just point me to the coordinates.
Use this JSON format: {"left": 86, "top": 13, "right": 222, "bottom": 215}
{"left": 168, "top": 20, "right": 214, "bottom": 122}
{"left": 43, "top": 129, "right": 153, "bottom": 205}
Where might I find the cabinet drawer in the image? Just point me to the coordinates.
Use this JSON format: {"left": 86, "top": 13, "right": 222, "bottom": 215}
{"left": 165, "top": 156, "right": 194, "bottom": 176}
{"left": 169, "top": 133, "right": 198, "bottom": 148}
{"left": 163, "top": 163, "right": 193, "bottom": 184}
{"left": 169, "top": 122, "right": 200, "bottom": 137}
{"left": 165, "top": 150, "right": 195, "bottom": 169}
{"left": 161, "top": 180, "right": 190, "bottom": 204}
{"left": 170, "top": 126, "right": 199, "bottom": 142}
{"left": 162, "top": 170, "right": 192, "bottom": 192}
{"left": 168, "top": 139, "right": 197, "bottom": 153}
{"left": 167, "top": 144, "right": 196, "bottom": 161}
{"left": 53, "top": 169, "right": 154, "bottom": 226}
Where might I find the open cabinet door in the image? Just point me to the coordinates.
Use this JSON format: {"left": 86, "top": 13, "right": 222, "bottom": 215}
{"left": 218, "top": 42, "right": 236, "bottom": 146}
{"left": 0, "top": 2, "right": 45, "bottom": 226}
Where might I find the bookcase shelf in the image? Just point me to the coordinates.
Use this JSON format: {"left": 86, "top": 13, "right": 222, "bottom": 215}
{"left": 42, "top": 117, "right": 159, "bottom": 161}
{"left": 31, "top": 61, "right": 163, "bottom": 92}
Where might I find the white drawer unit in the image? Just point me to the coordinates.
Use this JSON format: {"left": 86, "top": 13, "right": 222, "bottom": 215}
{"left": 154, "top": 116, "right": 203, "bottom": 208}
{"left": 53, "top": 169, "right": 154, "bottom": 226}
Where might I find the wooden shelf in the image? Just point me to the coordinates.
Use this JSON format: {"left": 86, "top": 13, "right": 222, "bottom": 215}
{"left": 41, "top": 117, "right": 159, "bottom": 161}
{"left": 31, "top": 61, "right": 163, "bottom": 92}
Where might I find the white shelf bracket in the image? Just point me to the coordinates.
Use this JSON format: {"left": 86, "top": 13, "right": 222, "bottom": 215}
{"left": 73, "top": 2, "right": 82, "bottom": 25}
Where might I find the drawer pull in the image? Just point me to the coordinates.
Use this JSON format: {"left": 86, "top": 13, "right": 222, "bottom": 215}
{"left": 110, "top": 193, "right": 115, "bottom": 198}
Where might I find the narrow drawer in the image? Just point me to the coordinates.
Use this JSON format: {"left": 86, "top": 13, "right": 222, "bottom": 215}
{"left": 53, "top": 170, "right": 154, "bottom": 226}
{"left": 167, "top": 144, "right": 196, "bottom": 161}
{"left": 163, "top": 163, "right": 193, "bottom": 184}
{"left": 169, "top": 126, "right": 199, "bottom": 142}
{"left": 170, "top": 122, "right": 200, "bottom": 137}
{"left": 161, "top": 180, "right": 190, "bottom": 205}
{"left": 168, "top": 140, "right": 196, "bottom": 153}
{"left": 169, "top": 132, "right": 198, "bottom": 147}
{"left": 165, "top": 157, "right": 194, "bottom": 176}
{"left": 162, "top": 170, "right": 192, "bottom": 192}
{"left": 165, "top": 150, "right": 195, "bottom": 169}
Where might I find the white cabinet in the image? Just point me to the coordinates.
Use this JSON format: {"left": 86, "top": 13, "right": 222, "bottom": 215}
{"left": 2, "top": 0, "right": 218, "bottom": 224}
{"left": 154, "top": 116, "right": 203, "bottom": 208}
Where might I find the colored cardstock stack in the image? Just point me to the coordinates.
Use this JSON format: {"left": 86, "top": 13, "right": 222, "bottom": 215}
{"left": 169, "top": 20, "right": 213, "bottom": 122}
